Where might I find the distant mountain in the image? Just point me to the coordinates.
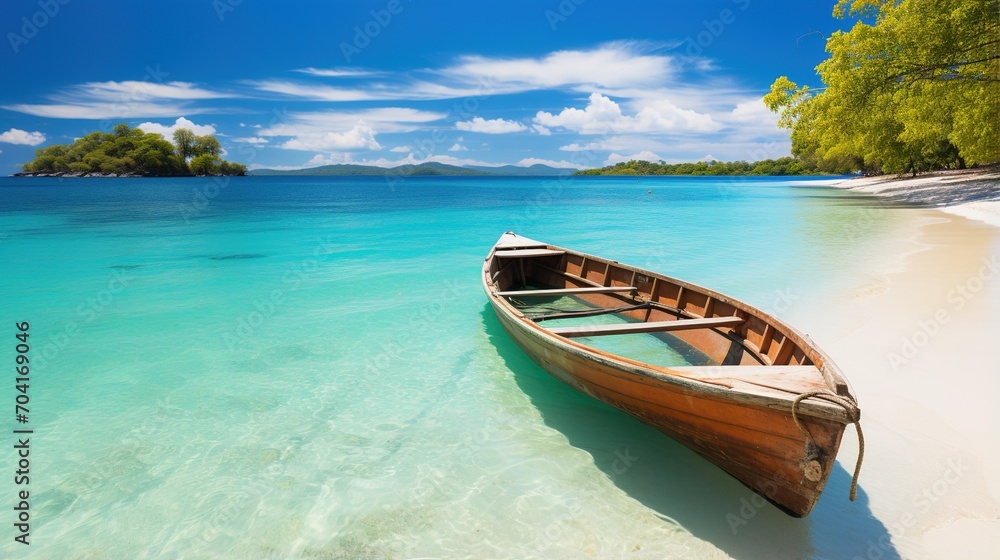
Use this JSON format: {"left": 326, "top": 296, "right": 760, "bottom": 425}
{"left": 248, "top": 162, "right": 487, "bottom": 177}
{"left": 465, "top": 164, "right": 576, "bottom": 176}
{"left": 248, "top": 162, "right": 577, "bottom": 177}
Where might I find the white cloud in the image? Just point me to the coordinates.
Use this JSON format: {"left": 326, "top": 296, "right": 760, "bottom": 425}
{"left": 3, "top": 81, "right": 230, "bottom": 119}
{"left": 725, "top": 99, "right": 781, "bottom": 131}
{"left": 254, "top": 43, "right": 679, "bottom": 103}
{"left": 138, "top": 117, "right": 216, "bottom": 138}
{"left": 0, "top": 128, "right": 46, "bottom": 146}
{"left": 390, "top": 145, "right": 411, "bottom": 153}
{"left": 559, "top": 135, "right": 670, "bottom": 153}
{"left": 252, "top": 79, "right": 484, "bottom": 102}
{"left": 603, "top": 151, "right": 664, "bottom": 166}
{"left": 233, "top": 137, "right": 268, "bottom": 144}
{"left": 560, "top": 142, "right": 604, "bottom": 152}
{"left": 535, "top": 92, "right": 720, "bottom": 135}
{"left": 443, "top": 42, "right": 675, "bottom": 92}
{"left": 306, "top": 153, "right": 354, "bottom": 166}
{"left": 448, "top": 143, "right": 468, "bottom": 151}
{"left": 728, "top": 100, "right": 775, "bottom": 123}
{"left": 259, "top": 108, "right": 445, "bottom": 138}
{"left": 74, "top": 81, "right": 234, "bottom": 101}
{"left": 280, "top": 124, "right": 380, "bottom": 151}
{"left": 295, "top": 67, "right": 381, "bottom": 77}
{"left": 532, "top": 124, "right": 551, "bottom": 136}
{"left": 515, "top": 158, "right": 587, "bottom": 170}
{"left": 455, "top": 117, "right": 527, "bottom": 134}
{"left": 4, "top": 102, "right": 192, "bottom": 120}
{"left": 252, "top": 80, "right": 378, "bottom": 102}
{"left": 258, "top": 108, "right": 445, "bottom": 153}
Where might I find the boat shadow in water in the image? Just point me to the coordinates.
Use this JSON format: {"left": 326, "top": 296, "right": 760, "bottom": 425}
{"left": 481, "top": 304, "right": 899, "bottom": 560}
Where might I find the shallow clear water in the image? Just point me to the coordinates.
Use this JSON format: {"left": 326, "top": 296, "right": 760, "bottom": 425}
{"left": 515, "top": 295, "right": 716, "bottom": 369}
{"left": 0, "top": 175, "right": 911, "bottom": 558}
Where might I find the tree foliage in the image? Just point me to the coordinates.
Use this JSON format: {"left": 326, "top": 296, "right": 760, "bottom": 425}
{"left": 22, "top": 124, "right": 246, "bottom": 176}
{"left": 193, "top": 135, "right": 221, "bottom": 157}
{"left": 173, "top": 129, "right": 196, "bottom": 161}
{"left": 575, "top": 157, "right": 818, "bottom": 176}
{"left": 767, "top": 0, "right": 1000, "bottom": 175}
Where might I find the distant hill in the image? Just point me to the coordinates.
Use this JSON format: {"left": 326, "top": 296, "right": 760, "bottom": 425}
{"left": 249, "top": 162, "right": 484, "bottom": 177}
{"left": 465, "top": 164, "right": 576, "bottom": 176}
{"left": 248, "top": 162, "right": 576, "bottom": 177}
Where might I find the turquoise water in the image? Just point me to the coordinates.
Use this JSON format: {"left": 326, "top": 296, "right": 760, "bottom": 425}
{"left": 0, "top": 176, "right": 908, "bottom": 558}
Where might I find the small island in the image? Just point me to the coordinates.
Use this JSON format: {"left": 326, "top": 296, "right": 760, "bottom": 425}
{"left": 574, "top": 157, "right": 821, "bottom": 176}
{"left": 14, "top": 123, "right": 246, "bottom": 177}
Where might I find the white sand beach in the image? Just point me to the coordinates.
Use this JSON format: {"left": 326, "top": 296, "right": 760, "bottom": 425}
{"left": 787, "top": 169, "right": 1000, "bottom": 558}
{"left": 839, "top": 167, "right": 1000, "bottom": 227}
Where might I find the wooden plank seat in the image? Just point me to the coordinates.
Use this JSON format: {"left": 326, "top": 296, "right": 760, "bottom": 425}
{"left": 494, "top": 249, "right": 566, "bottom": 258}
{"left": 548, "top": 316, "right": 743, "bottom": 338}
{"left": 497, "top": 286, "right": 637, "bottom": 297}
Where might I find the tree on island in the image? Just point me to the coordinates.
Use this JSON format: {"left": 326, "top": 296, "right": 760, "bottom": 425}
{"left": 172, "top": 129, "right": 197, "bottom": 161}
{"left": 765, "top": 0, "right": 999, "bottom": 176}
{"left": 21, "top": 124, "right": 246, "bottom": 177}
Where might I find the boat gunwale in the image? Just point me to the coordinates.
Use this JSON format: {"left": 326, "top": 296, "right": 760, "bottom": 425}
{"left": 482, "top": 236, "right": 857, "bottom": 423}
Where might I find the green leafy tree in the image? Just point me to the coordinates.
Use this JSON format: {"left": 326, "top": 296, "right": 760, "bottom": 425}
{"left": 218, "top": 160, "right": 247, "bottom": 176}
{"left": 189, "top": 154, "right": 221, "bottom": 175}
{"left": 767, "top": 0, "right": 1000, "bottom": 175}
{"left": 173, "top": 128, "right": 197, "bottom": 160}
{"left": 192, "top": 135, "right": 221, "bottom": 157}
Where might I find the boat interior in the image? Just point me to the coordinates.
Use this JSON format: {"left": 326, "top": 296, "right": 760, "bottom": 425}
{"left": 486, "top": 234, "right": 851, "bottom": 402}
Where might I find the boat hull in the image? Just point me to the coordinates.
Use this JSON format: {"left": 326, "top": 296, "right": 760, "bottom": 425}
{"left": 489, "top": 300, "right": 847, "bottom": 516}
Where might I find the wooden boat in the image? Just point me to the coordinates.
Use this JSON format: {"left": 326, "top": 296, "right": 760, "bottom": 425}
{"left": 482, "top": 232, "right": 863, "bottom": 517}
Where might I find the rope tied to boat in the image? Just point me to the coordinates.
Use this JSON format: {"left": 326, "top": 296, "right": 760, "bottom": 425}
{"left": 791, "top": 390, "right": 865, "bottom": 502}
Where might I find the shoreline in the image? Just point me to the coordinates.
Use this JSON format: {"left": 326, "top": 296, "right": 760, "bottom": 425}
{"left": 788, "top": 173, "right": 1000, "bottom": 557}
{"left": 834, "top": 166, "right": 1000, "bottom": 228}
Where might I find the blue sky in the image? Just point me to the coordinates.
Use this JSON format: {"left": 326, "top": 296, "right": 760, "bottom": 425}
{"left": 0, "top": 0, "right": 855, "bottom": 173}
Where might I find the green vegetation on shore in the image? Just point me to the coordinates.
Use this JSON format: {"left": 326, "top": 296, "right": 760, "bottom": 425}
{"left": 765, "top": 0, "right": 999, "bottom": 176}
{"left": 574, "top": 157, "right": 817, "bottom": 176}
{"left": 20, "top": 124, "right": 246, "bottom": 177}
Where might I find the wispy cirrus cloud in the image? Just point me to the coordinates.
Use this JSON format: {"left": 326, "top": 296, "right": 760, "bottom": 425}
{"left": 250, "top": 80, "right": 379, "bottom": 102}
{"left": 294, "top": 67, "right": 382, "bottom": 78}
{"left": 249, "top": 79, "right": 484, "bottom": 102}
{"left": 253, "top": 42, "right": 682, "bottom": 103}
{"left": 3, "top": 81, "right": 234, "bottom": 120}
